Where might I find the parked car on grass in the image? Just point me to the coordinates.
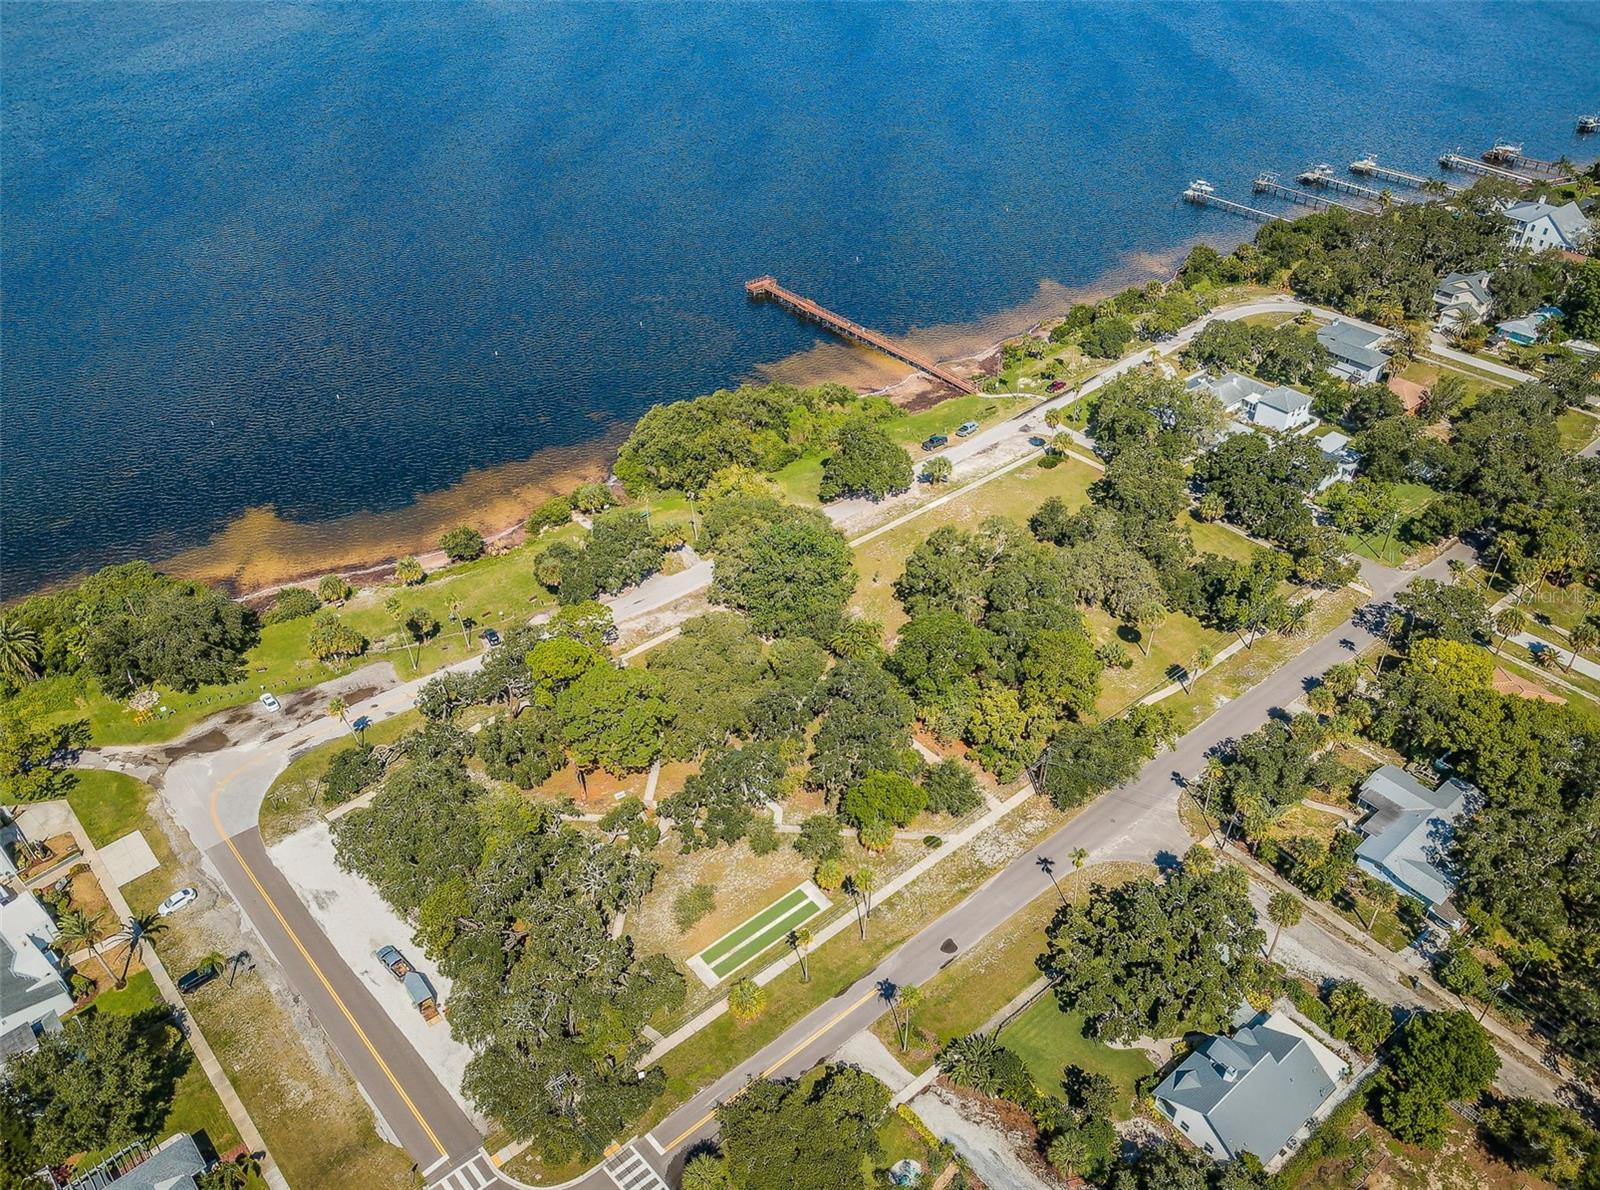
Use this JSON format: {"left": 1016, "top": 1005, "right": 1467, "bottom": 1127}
{"left": 157, "top": 887, "right": 198, "bottom": 917}
{"left": 921, "top": 434, "right": 948, "bottom": 451}
{"left": 1047, "top": 380, "right": 1068, "bottom": 392}
{"left": 956, "top": 420, "right": 979, "bottom": 437}
{"left": 480, "top": 628, "right": 502, "bottom": 648}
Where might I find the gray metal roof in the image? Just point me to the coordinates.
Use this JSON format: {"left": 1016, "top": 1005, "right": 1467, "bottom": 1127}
{"left": 1256, "top": 385, "right": 1311, "bottom": 415}
{"left": 1434, "top": 271, "right": 1492, "bottom": 309}
{"left": 1190, "top": 371, "right": 1309, "bottom": 421}
{"left": 1355, "top": 766, "right": 1473, "bottom": 910}
{"left": 1317, "top": 320, "right": 1390, "bottom": 371}
{"left": 0, "top": 935, "right": 75, "bottom": 1031}
{"left": 1505, "top": 199, "right": 1590, "bottom": 245}
{"left": 101, "top": 1133, "right": 206, "bottom": 1190}
{"left": 1154, "top": 1016, "right": 1337, "bottom": 1161}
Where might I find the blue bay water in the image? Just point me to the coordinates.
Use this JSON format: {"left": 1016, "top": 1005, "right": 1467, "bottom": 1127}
{"left": 4, "top": 1, "right": 1598, "bottom": 594}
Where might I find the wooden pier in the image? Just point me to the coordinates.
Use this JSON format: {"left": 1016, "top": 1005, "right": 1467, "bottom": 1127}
{"left": 744, "top": 276, "right": 977, "bottom": 394}
{"left": 1350, "top": 156, "right": 1456, "bottom": 192}
{"left": 1483, "top": 142, "right": 1569, "bottom": 179}
{"left": 1181, "top": 180, "right": 1284, "bottom": 223}
{"left": 1439, "top": 152, "right": 1538, "bottom": 184}
{"left": 1297, "top": 164, "right": 1386, "bottom": 201}
{"left": 1253, "top": 172, "right": 1366, "bottom": 213}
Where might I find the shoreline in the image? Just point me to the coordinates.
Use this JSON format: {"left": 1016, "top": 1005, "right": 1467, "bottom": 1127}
{"left": 20, "top": 242, "right": 1203, "bottom": 605}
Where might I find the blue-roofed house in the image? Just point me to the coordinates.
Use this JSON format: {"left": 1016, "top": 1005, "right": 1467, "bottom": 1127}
{"left": 1494, "top": 306, "right": 1562, "bottom": 347}
{"left": 1316, "top": 320, "right": 1390, "bottom": 384}
{"left": 1152, "top": 1010, "right": 1348, "bottom": 1167}
{"left": 1353, "top": 765, "right": 1477, "bottom": 930}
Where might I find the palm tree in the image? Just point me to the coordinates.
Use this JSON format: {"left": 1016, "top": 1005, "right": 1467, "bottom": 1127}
{"left": 448, "top": 598, "right": 471, "bottom": 649}
{"left": 394, "top": 556, "right": 425, "bottom": 586}
{"left": 111, "top": 912, "right": 168, "bottom": 987}
{"left": 847, "top": 868, "right": 878, "bottom": 940}
{"left": 938, "top": 1032, "right": 1003, "bottom": 1093}
{"left": 896, "top": 983, "right": 921, "bottom": 1052}
{"left": 1493, "top": 608, "right": 1526, "bottom": 655}
{"left": 1569, "top": 622, "right": 1599, "bottom": 670}
{"left": 55, "top": 908, "right": 114, "bottom": 985}
{"left": 0, "top": 617, "right": 41, "bottom": 682}
{"left": 787, "top": 927, "right": 812, "bottom": 983}
{"left": 1266, "top": 892, "right": 1302, "bottom": 961}
{"left": 1070, "top": 846, "right": 1088, "bottom": 875}
{"left": 727, "top": 977, "right": 766, "bottom": 1022}
{"left": 327, "top": 696, "right": 348, "bottom": 730}
{"left": 196, "top": 949, "right": 228, "bottom": 980}
{"left": 1133, "top": 600, "right": 1166, "bottom": 657}
{"left": 1362, "top": 877, "right": 1397, "bottom": 934}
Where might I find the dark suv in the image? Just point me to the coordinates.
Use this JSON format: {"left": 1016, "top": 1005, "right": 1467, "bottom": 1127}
{"left": 921, "top": 434, "right": 949, "bottom": 451}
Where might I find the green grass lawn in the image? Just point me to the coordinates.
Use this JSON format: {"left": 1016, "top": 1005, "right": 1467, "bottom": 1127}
{"left": 998, "top": 997, "right": 1153, "bottom": 1120}
{"left": 1328, "top": 482, "right": 1440, "bottom": 565}
{"left": 67, "top": 769, "right": 157, "bottom": 848}
{"left": 80, "top": 971, "right": 243, "bottom": 1164}
{"left": 850, "top": 455, "right": 1099, "bottom": 633}
{"left": 1085, "top": 606, "right": 1232, "bottom": 718}
{"left": 1516, "top": 578, "right": 1598, "bottom": 640}
{"left": 1557, "top": 407, "right": 1600, "bottom": 453}
{"left": 1186, "top": 514, "right": 1262, "bottom": 564}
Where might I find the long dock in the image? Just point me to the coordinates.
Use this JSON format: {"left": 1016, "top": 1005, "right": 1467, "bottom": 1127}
{"left": 1297, "top": 164, "right": 1386, "bottom": 201}
{"left": 1483, "top": 143, "right": 1570, "bottom": 180}
{"left": 743, "top": 276, "right": 977, "bottom": 394}
{"left": 1181, "top": 180, "right": 1284, "bottom": 223}
{"left": 1253, "top": 172, "right": 1366, "bottom": 213}
{"left": 1439, "top": 152, "right": 1539, "bottom": 184}
{"left": 1350, "top": 156, "right": 1456, "bottom": 192}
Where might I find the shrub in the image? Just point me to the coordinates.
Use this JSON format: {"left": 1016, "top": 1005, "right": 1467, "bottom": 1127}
{"left": 317, "top": 574, "right": 351, "bottom": 603}
{"left": 673, "top": 883, "right": 716, "bottom": 932}
{"left": 727, "top": 977, "right": 766, "bottom": 1021}
{"left": 793, "top": 814, "right": 844, "bottom": 862}
{"left": 439, "top": 526, "right": 486, "bottom": 563}
{"left": 394, "top": 556, "right": 425, "bottom": 586}
{"left": 262, "top": 587, "right": 321, "bottom": 624}
{"left": 572, "top": 482, "right": 618, "bottom": 514}
{"left": 923, "top": 760, "right": 983, "bottom": 817}
{"left": 526, "top": 495, "right": 574, "bottom": 534}
{"left": 746, "top": 815, "right": 779, "bottom": 856}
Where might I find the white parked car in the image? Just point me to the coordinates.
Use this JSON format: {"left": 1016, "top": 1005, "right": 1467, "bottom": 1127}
{"left": 258, "top": 692, "right": 282, "bottom": 712}
{"left": 157, "top": 887, "right": 198, "bottom": 917}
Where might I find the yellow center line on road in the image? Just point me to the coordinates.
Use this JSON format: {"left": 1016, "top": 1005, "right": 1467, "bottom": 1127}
{"left": 208, "top": 758, "right": 449, "bottom": 1160}
{"left": 657, "top": 986, "right": 879, "bottom": 1154}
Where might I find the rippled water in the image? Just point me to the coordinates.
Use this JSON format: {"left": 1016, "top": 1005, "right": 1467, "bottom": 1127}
{"left": 4, "top": 1, "right": 1597, "bottom": 594}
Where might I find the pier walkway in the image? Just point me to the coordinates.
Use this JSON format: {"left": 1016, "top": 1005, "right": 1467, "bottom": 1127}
{"left": 744, "top": 275, "right": 977, "bottom": 394}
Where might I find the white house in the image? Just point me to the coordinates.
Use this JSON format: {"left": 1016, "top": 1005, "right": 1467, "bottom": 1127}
{"left": 1316, "top": 320, "right": 1390, "bottom": 384}
{"left": 1431, "top": 271, "right": 1493, "bottom": 327}
{"left": 1314, "top": 430, "right": 1358, "bottom": 492}
{"left": 1354, "top": 764, "right": 1477, "bottom": 930}
{"left": 1152, "top": 1009, "right": 1348, "bottom": 1166}
{"left": 1503, "top": 198, "right": 1590, "bottom": 254}
{"left": 0, "top": 884, "right": 75, "bottom": 1042}
{"left": 1185, "top": 371, "right": 1313, "bottom": 433}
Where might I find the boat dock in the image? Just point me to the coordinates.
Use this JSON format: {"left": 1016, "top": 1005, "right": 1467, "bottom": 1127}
{"left": 1253, "top": 172, "right": 1366, "bottom": 213}
{"left": 744, "top": 276, "right": 977, "bottom": 394}
{"left": 1180, "top": 179, "right": 1284, "bottom": 223}
{"left": 1439, "top": 152, "right": 1539, "bottom": 184}
{"left": 1483, "top": 142, "right": 1570, "bottom": 179}
{"left": 1349, "top": 156, "right": 1456, "bottom": 192}
{"left": 1297, "top": 164, "right": 1386, "bottom": 201}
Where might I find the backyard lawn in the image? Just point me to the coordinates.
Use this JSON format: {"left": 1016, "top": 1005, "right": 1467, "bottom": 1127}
{"left": 998, "top": 997, "right": 1154, "bottom": 1120}
{"left": 1327, "top": 481, "right": 1440, "bottom": 565}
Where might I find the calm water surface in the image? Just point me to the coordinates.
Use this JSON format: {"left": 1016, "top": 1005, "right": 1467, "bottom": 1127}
{"left": 4, "top": 1, "right": 1598, "bottom": 593}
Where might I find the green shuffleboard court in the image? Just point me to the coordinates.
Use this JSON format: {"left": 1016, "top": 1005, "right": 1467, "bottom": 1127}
{"left": 695, "top": 884, "right": 828, "bottom": 983}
